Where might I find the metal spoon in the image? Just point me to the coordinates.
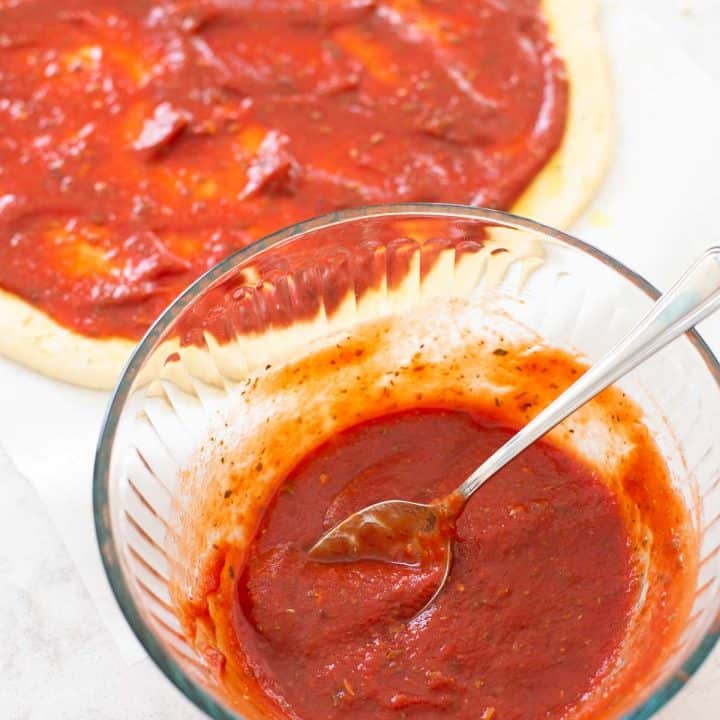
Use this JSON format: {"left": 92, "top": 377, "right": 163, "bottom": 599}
{"left": 308, "top": 247, "right": 720, "bottom": 606}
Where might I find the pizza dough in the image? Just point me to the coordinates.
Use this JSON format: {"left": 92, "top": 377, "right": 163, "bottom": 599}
{"left": 0, "top": 288, "right": 135, "bottom": 390}
{"left": 514, "top": 0, "right": 613, "bottom": 228}
{"left": 0, "top": 0, "right": 612, "bottom": 390}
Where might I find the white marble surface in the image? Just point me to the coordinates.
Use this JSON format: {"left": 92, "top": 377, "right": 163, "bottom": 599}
{"left": 2, "top": 0, "right": 720, "bottom": 718}
{"left": 0, "top": 449, "right": 197, "bottom": 719}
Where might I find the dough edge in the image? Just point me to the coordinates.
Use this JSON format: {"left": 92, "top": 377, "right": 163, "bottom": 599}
{"left": 0, "top": 0, "right": 613, "bottom": 390}
{"left": 513, "top": 0, "right": 613, "bottom": 227}
{"left": 0, "top": 288, "right": 135, "bottom": 390}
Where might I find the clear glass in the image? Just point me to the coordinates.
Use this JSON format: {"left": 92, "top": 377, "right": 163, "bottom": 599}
{"left": 94, "top": 204, "right": 720, "bottom": 720}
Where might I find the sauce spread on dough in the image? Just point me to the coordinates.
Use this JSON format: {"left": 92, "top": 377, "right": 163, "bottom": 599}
{"left": 0, "top": 0, "right": 567, "bottom": 339}
{"left": 232, "top": 409, "right": 635, "bottom": 719}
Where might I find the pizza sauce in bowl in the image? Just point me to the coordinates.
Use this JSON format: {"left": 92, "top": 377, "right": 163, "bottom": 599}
{"left": 170, "top": 302, "right": 696, "bottom": 720}
{"left": 234, "top": 408, "right": 636, "bottom": 720}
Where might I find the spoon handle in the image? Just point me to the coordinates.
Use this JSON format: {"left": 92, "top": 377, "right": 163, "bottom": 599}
{"left": 457, "top": 247, "right": 720, "bottom": 501}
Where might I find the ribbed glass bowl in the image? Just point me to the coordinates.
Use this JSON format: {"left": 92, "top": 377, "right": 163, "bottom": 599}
{"left": 94, "top": 204, "right": 720, "bottom": 720}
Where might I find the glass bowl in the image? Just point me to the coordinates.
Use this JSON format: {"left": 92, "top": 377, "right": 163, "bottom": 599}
{"left": 94, "top": 204, "right": 720, "bottom": 720}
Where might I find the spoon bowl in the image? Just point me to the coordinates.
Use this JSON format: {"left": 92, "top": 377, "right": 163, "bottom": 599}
{"left": 308, "top": 499, "right": 452, "bottom": 567}
{"left": 308, "top": 498, "right": 454, "bottom": 612}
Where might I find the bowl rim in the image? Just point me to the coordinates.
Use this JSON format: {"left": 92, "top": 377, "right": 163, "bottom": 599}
{"left": 93, "top": 202, "right": 720, "bottom": 720}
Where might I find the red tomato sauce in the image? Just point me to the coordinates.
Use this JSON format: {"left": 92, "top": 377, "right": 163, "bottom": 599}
{"left": 232, "top": 408, "right": 635, "bottom": 720}
{"left": 0, "top": 0, "right": 567, "bottom": 339}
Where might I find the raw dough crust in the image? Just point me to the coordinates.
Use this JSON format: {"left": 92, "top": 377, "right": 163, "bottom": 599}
{"left": 0, "top": 288, "right": 135, "bottom": 390}
{"left": 513, "top": 0, "right": 613, "bottom": 227}
{"left": 0, "top": 0, "right": 612, "bottom": 390}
